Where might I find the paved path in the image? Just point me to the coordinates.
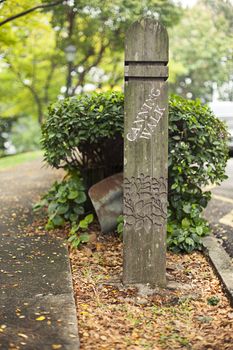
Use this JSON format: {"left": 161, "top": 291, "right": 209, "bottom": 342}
{"left": 204, "top": 158, "right": 233, "bottom": 259}
{"left": 0, "top": 159, "right": 79, "bottom": 349}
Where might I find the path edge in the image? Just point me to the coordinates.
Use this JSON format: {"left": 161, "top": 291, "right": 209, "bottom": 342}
{"left": 202, "top": 235, "right": 233, "bottom": 307}
{"left": 65, "top": 244, "right": 80, "bottom": 349}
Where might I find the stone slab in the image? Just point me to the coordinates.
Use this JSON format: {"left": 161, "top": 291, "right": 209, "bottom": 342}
{"left": 88, "top": 173, "right": 123, "bottom": 233}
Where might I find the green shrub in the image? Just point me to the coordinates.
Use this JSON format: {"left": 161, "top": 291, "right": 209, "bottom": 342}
{"left": 167, "top": 95, "right": 228, "bottom": 252}
{"left": 41, "top": 92, "right": 228, "bottom": 252}
{"left": 33, "top": 173, "right": 93, "bottom": 248}
{"left": 41, "top": 91, "right": 124, "bottom": 183}
{"left": 34, "top": 173, "right": 86, "bottom": 229}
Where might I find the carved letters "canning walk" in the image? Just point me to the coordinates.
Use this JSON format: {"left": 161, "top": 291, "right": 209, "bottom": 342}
{"left": 126, "top": 88, "right": 165, "bottom": 142}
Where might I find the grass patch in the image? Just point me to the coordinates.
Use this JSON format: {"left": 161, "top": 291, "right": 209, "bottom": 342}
{"left": 0, "top": 151, "right": 43, "bottom": 170}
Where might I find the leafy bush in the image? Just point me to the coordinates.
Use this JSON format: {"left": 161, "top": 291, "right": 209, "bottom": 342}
{"left": 41, "top": 92, "right": 228, "bottom": 252}
{"left": 34, "top": 173, "right": 93, "bottom": 248}
{"left": 41, "top": 91, "right": 124, "bottom": 183}
{"left": 167, "top": 95, "right": 228, "bottom": 252}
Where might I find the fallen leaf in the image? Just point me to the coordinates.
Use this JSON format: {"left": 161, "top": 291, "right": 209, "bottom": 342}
{"left": 36, "top": 316, "right": 46, "bottom": 321}
{"left": 18, "top": 333, "right": 28, "bottom": 339}
{"left": 52, "top": 345, "right": 62, "bottom": 349}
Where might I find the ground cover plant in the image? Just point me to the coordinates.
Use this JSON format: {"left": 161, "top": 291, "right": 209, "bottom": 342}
{"left": 40, "top": 91, "right": 229, "bottom": 252}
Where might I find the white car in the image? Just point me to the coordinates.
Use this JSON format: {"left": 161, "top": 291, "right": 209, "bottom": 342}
{"left": 209, "top": 101, "right": 233, "bottom": 151}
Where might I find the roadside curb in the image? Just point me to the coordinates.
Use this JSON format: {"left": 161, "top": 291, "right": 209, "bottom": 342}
{"left": 203, "top": 235, "right": 233, "bottom": 307}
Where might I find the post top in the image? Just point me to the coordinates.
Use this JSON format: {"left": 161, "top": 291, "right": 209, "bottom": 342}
{"left": 125, "top": 17, "right": 168, "bottom": 63}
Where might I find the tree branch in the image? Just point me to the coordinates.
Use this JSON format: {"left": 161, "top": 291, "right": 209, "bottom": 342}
{"left": 44, "top": 61, "right": 57, "bottom": 105}
{"left": 0, "top": 0, "right": 64, "bottom": 27}
{"left": 8, "top": 60, "right": 44, "bottom": 124}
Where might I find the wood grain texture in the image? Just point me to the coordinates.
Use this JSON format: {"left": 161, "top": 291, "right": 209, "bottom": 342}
{"left": 125, "top": 65, "right": 168, "bottom": 79}
{"left": 123, "top": 18, "right": 168, "bottom": 287}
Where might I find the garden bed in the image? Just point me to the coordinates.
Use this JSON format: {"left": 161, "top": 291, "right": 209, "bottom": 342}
{"left": 29, "top": 219, "right": 233, "bottom": 349}
{"left": 70, "top": 230, "right": 233, "bottom": 350}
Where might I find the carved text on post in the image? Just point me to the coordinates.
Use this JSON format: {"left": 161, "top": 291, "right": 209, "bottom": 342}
{"left": 126, "top": 88, "right": 165, "bottom": 142}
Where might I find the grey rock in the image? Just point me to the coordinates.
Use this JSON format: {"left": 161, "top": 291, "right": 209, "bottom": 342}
{"left": 88, "top": 173, "right": 123, "bottom": 233}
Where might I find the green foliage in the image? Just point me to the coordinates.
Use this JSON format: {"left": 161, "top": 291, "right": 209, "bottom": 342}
{"left": 34, "top": 173, "right": 87, "bottom": 230}
{"left": 169, "top": 0, "right": 233, "bottom": 101}
{"left": 167, "top": 95, "right": 228, "bottom": 252}
{"left": 0, "top": 1, "right": 60, "bottom": 123}
{"left": 34, "top": 172, "right": 94, "bottom": 248}
{"left": 0, "top": 117, "right": 14, "bottom": 156}
{"left": 0, "top": 0, "right": 182, "bottom": 125}
{"left": 41, "top": 92, "right": 228, "bottom": 252}
{"left": 68, "top": 214, "right": 94, "bottom": 249}
{"left": 41, "top": 91, "right": 124, "bottom": 176}
{"left": 11, "top": 117, "right": 41, "bottom": 153}
{"left": 116, "top": 215, "right": 124, "bottom": 238}
{"left": 207, "top": 296, "right": 220, "bottom": 306}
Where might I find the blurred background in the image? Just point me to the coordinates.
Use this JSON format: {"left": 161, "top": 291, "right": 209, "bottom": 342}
{"left": 0, "top": 0, "right": 232, "bottom": 158}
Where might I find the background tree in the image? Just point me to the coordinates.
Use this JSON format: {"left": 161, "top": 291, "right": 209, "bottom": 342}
{"left": 169, "top": 0, "right": 233, "bottom": 101}
{"left": 1, "top": 0, "right": 233, "bottom": 156}
{"left": 0, "top": 0, "right": 182, "bottom": 125}
{"left": 0, "top": 0, "right": 63, "bottom": 124}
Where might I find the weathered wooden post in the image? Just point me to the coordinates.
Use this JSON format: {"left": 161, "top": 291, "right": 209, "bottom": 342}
{"left": 123, "top": 18, "right": 168, "bottom": 287}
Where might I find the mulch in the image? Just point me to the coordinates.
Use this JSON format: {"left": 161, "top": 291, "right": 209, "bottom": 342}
{"left": 69, "top": 227, "right": 233, "bottom": 350}
{"left": 28, "top": 218, "right": 233, "bottom": 350}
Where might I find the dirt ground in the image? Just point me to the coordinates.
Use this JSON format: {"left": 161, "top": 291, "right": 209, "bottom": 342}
{"left": 70, "top": 230, "right": 233, "bottom": 350}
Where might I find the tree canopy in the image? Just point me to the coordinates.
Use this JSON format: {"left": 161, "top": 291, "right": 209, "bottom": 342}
{"left": 0, "top": 0, "right": 232, "bottom": 126}
{"left": 0, "top": 0, "right": 181, "bottom": 123}
{"left": 169, "top": 0, "right": 233, "bottom": 101}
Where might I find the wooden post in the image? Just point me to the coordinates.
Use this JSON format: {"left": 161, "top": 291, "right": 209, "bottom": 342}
{"left": 123, "top": 18, "right": 168, "bottom": 287}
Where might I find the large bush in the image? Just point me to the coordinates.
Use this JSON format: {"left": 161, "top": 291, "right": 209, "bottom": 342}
{"left": 41, "top": 92, "right": 124, "bottom": 186}
{"left": 41, "top": 92, "right": 228, "bottom": 252}
{"left": 167, "top": 96, "right": 228, "bottom": 252}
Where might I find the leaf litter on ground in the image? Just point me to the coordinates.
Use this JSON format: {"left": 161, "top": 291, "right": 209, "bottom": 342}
{"left": 29, "top": 218, "right": 233, "bottom": 349}
{"left": 69, "top": 226, "right": 233, "bottom": 350}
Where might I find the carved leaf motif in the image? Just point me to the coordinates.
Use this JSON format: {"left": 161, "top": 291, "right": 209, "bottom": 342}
{"left": 127, "top": 215, "right": 135, "bottom": 225}
{"left": 135, "top": 220, "right": 143, "bottom": 231}
{"left": 135, "top": 200, "right": 144, "bottom": 214}
{"left": 124, "top": 174, "right": 167, "bottom": 230}
{"left": 144, "top": 217, "right": 152, "bottom": 233}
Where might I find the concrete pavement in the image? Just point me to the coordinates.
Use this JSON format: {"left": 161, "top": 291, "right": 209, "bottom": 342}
{"left": 0, "top": 159, "right": 79, "bottom": 350}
